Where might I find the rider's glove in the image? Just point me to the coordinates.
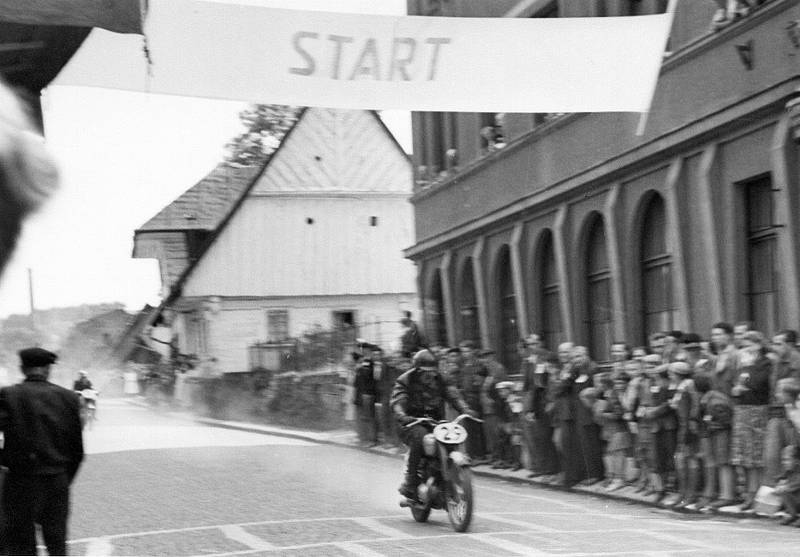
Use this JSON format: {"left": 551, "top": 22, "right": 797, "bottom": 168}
{"left": 398, "top": 414, "right": 415, "bottom": 426}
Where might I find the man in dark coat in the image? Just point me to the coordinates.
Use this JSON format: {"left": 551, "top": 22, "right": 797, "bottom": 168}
{"left": 458, "top": 341, "right": 488, "bottom": 463}
{"left": 478, "top": 349, "right": 507, "bottom": 466}
{"left": 0, "top": 347, "right": 84, "bottom": 556}
{"left": 353, "top": 353, "right": 379, "bottom": 446}
{"left": 370, "top": 346, "right": 399, "bottom": 447}
{"left": 390, "top": 349, "right": 474, "bottom": 500}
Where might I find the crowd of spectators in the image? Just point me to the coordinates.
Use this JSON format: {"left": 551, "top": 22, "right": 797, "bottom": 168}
{"left": 711, "top": 0, "right": 774, "bottom": 31}
{"left": 352, "top": 320, "right": 800, "bottom": 527}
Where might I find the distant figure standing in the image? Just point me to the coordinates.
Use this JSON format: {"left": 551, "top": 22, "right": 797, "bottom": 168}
{"left": 0, "top": 348, "right": 84, "bottom": 556}
{"left": 399, "top": 311, "right": 426, "bottom": 359}
{"left": 353, "top": 354, "right": 378, "bottom": 446}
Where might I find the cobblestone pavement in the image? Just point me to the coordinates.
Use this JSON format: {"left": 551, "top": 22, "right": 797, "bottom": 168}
{"left": 65, "top": 399, "right": 799, "bottom": 556}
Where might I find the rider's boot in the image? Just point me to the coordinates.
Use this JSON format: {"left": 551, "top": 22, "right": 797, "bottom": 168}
{"left": 398, "top": 453, "right": 420, "bottom": 501}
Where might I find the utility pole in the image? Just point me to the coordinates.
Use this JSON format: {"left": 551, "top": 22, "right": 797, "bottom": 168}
{"left": 28, "top": 267, "right": 36, "bottom": 331}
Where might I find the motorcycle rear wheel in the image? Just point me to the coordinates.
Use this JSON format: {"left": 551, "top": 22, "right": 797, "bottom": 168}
{"left": 445, "top": 465, "right": 473, "bottom": 532}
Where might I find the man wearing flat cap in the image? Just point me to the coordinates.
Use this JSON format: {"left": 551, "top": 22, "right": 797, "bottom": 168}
{"left": 0, "top": 347, "right": 84, "bottom": 556}
{"left": 478, "top": 349, "right": 508, "bottom": 467}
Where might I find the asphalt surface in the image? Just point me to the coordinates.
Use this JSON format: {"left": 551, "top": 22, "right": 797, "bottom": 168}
{"left": 62, "top": 399, "right": 800, "bottom": 556}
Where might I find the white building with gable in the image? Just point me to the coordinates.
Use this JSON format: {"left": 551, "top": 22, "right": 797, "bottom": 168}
{"left": 133, "top": 108, "right": 417, "bottom": 373}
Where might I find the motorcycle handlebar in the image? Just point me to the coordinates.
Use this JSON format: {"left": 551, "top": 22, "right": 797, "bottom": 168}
{"left": 403, "top": 413, "right": 483, "bottom": 429}
{"left": 453, "top": 413, "right": 484, "bottom": 425}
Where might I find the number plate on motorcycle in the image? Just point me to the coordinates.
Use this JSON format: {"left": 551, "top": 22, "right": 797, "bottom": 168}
{"left": 433, "top": 423, "right": 468, "bottom": 444}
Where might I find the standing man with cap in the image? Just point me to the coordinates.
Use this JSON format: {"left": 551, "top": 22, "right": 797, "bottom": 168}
{"left": 0, "top": 347, "right": 84, "bottom": 556}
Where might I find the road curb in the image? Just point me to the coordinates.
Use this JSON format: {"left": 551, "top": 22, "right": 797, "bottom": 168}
{"left": 186, "top": 412, "right": 771, "bottom": 522}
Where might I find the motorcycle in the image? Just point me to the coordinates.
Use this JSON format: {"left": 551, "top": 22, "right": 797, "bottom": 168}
{"left": 77, "top": 389, "right": 99, "bottom": 429}
{"left": 399, "top": 413, "right": 482, "bottom": 532}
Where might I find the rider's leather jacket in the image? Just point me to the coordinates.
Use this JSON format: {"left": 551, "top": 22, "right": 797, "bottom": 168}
{"left": 390, "top": 366, "right": 470, "bottom": 423}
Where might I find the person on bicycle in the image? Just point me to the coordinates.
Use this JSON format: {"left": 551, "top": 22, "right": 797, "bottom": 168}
{"left": 391, "top": 348, "right": 476, "bottom": 501}
{"left": 73, "top": 370, "right": 93, "bottom": 392}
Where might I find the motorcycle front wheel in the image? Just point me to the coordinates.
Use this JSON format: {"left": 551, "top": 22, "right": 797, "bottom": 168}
{"left": 445, "top": 464, "right": 473, "bottom": 532}
{"left": 410, "top": 501, "right": 431, "bottom": 523}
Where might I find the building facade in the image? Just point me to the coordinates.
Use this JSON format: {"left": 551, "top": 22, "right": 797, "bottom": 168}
{"left": 405, "top": 0, "right": 800, "bottom": 369}
{"left": 134, "top": 108, "right": 417, "bottom": 373}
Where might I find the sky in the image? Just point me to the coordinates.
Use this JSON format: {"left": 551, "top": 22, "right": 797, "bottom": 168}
{"left": 0, "top": 0, "right": 410, "bottom": 318}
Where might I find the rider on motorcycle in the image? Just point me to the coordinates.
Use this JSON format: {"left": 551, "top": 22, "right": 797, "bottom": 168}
{"left": 391, "top": 349, "right": 476, "bottom": 501}
{"left": 73, "top": 371, "right": 98, "bottom": 423}
{"left": 73, "top": 370, "right": 93, "bottom": 391}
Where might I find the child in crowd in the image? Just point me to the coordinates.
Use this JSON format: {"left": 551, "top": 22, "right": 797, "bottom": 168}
{"left": 595, "top": 372, "right": 633, "bottom": 491}
{"left": 635, "top": 355, "right": 676, "bottom": 498}
{"left": 623, "top": 357, "right": 648, "bottom": 490}
{"left": 669, "top": 361, "right": 701, "bottom": 509}
{"left": 689, "top": 374, "right": 734, "bottom": 511}
{"left": 774, "top": 444, "right": 800, "bottom": 526}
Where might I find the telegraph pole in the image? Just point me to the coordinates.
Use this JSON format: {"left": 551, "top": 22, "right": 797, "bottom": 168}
{"left": 28, "top": 267, "right": 36, "bottom": 331}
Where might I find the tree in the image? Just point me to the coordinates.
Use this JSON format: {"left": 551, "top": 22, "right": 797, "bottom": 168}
{"left": 224, "top": 104, "right": 301, "bottom": 166}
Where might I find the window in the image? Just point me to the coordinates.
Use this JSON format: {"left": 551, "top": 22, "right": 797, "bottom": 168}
{"left": 332, "top": 310, "right": 355, "bottom": 328}
{"left": 332, "top": 310, "right": 358, "bottom": 342}
{"left": 626, "top": 0, "right": 668, "bottom": 15}
{"left": 479, "top": 113, "right": 505, "bottom": 152}
{"left": 267, "top": 309, "right": 289, "bottom": 342}
{"left": 585, "top": 215, "right": 613, "bottom": 362}
{"left": 459, "top": 258, "right": 480, "bottom": 345}
{"left": 429, "top": 112, "right": 445, "bottom": 177}
{"left": 745, "top": 175, "right": 779, "bottom": 334}
{"left": 185, "top": 230, "right": 211, "bottom": 262}
{"left": 417, "top": 0, "right": 444, "bottom": 16}
{"left": 191, "top": 313, "right": 208, "bottom": 354}
{"left": 538, "top": 230, "right": 562, "bottom": 351}
{"left": 443, "top": 112, "right": 458, "bottom": 170}
{"left": 640, "top": 194, "right": 674, "bottom": 340}
{"left": 497, "top": 246, "right": 519, "bottom": 371}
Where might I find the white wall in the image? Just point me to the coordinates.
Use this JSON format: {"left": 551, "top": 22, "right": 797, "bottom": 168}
{"left": 183, "top": 195, "right": 417, "bottom": 298}
{"left": 198, "top": 293, "right": 416, "bottom": 373}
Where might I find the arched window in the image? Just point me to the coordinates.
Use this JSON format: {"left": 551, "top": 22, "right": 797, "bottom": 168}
{"left": 585, "top": 215, "right": 613, "bottom": 362}
{"left": 425, "top": 270, "right": 448, "bottom": 346}
{"left": 458, "top": 258, "right": 480, "bottom": 345}
{"left": 497, "top": 246, "right": 519, "bottom": 370}
{"left": 640, "top": 194, "right": 674, "bottom": 340}
{"left": 538, "top": 230, "right": 562, "bottom": 352}
{"left": 745, "top": 175, "right": 779, "bottom": 334}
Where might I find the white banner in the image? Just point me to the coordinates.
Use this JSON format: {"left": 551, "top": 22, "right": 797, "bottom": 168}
{"left": 58, "top": 0, "right": 674, "bottom": 113}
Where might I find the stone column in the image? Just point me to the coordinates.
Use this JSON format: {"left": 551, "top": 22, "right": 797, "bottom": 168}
{"left": 510, "top": 222, "right": 530, "bottom": 340}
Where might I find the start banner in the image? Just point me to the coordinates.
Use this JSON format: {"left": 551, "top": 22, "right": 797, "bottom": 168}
{"left": 60, "top": 0, "right": 675, "bottom": 113}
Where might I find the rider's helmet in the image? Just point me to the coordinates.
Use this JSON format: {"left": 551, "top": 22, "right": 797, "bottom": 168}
{"left": 79, "top": 370, "right": 88, "bottom": 377}
{"left": 412, "top": 349, "right": 437, "bottom": 370}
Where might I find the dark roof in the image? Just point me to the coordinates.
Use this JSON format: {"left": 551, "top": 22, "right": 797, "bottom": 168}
{"left": 135, "top": 164, "right": 262, "bottom": 233}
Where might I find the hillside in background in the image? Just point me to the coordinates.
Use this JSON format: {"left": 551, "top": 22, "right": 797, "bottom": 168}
{"left": 0, "top": 303, "right": 135, "bottom": 388}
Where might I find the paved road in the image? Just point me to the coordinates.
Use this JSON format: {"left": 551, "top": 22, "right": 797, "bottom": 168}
{"left": 65, "top": 400, "right": 798, "bottom": 556}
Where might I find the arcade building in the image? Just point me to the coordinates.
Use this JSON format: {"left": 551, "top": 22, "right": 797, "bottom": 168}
{"left": 404, "top": 0, "right": 800, "bottom": 370}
